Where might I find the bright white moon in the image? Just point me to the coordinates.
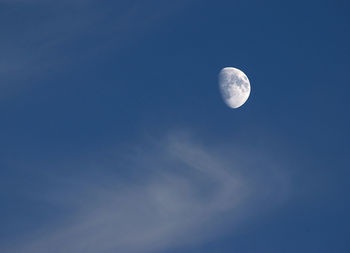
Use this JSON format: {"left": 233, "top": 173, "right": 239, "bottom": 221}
{"left": 219, "top": 67, "right": 251, "bottom": 109}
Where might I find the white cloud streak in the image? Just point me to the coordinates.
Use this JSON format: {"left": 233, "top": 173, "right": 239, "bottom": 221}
{"left": 0, "top": 0, "right": 194, "bottom": 96}
{"left": 4, "top": 131, "right": 290, "bottom": 253}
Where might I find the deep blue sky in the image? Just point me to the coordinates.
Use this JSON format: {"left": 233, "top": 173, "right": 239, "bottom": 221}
{"left": 1, "top": 0, "right": 349, "bottom": 252}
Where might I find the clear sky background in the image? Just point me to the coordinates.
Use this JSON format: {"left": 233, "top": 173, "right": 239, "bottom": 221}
{"left": 0, "top": 0, "right": 349, "bottom": 252}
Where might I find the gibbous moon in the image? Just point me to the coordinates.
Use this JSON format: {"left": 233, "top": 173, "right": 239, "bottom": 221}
{"left": 219, "top": 67, "right": 251, "bottom": 109}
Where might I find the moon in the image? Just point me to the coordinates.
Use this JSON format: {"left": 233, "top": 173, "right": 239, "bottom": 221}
{"left": 218, "top": 67, "right": 251, "bottom": 109}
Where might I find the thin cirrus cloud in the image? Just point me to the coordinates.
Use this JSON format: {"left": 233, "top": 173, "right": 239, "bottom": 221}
{"left": 0, "top": 0, "right": 193, "bottom": 95}
{"left": 5, "top": 131, "right": 290, "bottom": 253}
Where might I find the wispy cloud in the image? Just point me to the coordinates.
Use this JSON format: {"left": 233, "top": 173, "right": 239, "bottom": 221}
{"left": 4, "top": 131, "right": 290, "bottom": 253}
{"left": 0, "top": 0, "right": 193, "bottom": 96}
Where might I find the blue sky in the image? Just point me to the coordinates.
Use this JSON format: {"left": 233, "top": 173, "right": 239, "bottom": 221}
{"left": 0, "top": 0, "right": 349, "bottom": 252}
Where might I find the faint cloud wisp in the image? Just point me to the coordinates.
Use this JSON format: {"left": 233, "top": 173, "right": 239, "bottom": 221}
{"left": 7, "top": 131, "right": 290, "bottom": 253}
